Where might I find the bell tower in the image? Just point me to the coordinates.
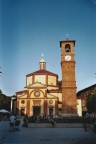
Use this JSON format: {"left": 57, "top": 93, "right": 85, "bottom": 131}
{"left": 60, "top": 37, "right": 77, "bottom": 115}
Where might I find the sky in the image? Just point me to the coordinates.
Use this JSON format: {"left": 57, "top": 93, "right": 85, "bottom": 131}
{"left": 0, "top": 0, "right": 96, "bottom": 96}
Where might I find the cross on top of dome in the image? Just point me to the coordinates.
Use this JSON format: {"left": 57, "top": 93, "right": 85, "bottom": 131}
{"left": 39, "top": 53, "right": 46, "bottom": 63}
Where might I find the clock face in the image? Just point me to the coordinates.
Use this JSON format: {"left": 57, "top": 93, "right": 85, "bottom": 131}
{"left": 34, "top": 91, "right": 40, "bottom": 97}
{"left": 65, "top": 55, "right": 71, "bottom": 61}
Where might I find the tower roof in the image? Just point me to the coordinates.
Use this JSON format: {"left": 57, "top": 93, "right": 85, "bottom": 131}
{"left": 60, "top": 40, "right": 75, "bottom": 47}
{"left": 39, "top": 58, "right": 46, "bottom": 63}
{"left": 26, "top": 69, "right": 58, "bottom": 77}
{"left": 39, "top": 54, "right": 46, "bottom": 70}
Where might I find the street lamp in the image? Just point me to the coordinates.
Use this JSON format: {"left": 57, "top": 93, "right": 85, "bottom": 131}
{"left": 0, "top": 71, "right": 2, "bottom": 75}
{"left": 0, "top": 67, "right": 2, "bottom": 76}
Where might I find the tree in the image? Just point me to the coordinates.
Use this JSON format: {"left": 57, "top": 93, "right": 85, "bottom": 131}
{"left": 0, "top": 89, "right": 2, "bottom": 94}
{"left": 0, "top": 91, "right": 11, "bottom": 111}
{"left": 87, "top": 89, "right": 96, "bottom": 114}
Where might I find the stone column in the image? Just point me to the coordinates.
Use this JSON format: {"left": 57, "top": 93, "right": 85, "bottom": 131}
{"left": 55, "top": 99, "right": 58, "bottom": 115}
{"left": 26, "top": 100, "right": 30, "bottom": 115}
{"left": 16, "top": 100, "right": 19, "bottom": 115}
{"left": 44, "top": 100, "right": 47, "bottom": 115}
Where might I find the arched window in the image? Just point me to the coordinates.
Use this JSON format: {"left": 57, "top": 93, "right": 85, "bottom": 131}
{"left": 65, "top": 44, "right": 71, "bottom": 52}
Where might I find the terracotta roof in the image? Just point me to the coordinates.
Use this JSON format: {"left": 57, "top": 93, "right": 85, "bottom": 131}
{"left": 26, "top": 69, "right": 58, "bottom": 77}
{"left": 77, "top": 84, "right": 96, "bottom": 96}
{"left": 16, "top": 90, "right": 28, "bottom": 95}
{"left": 58, "top": 101, "right": 62, "bottom": 104}
{"left": 48, "top": 89, "right": 62, "bottom": 93}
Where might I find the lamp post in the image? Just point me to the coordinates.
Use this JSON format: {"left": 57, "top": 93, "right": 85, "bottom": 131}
{"left": 0, "top": 67, "right": 2, "bottom": 94}
{"left": 0, "top": 67, "right": 2, "bottom": 76}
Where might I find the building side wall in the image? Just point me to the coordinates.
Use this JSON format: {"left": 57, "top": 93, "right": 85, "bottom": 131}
{"left": 77, "top": 99, "right": 82, "bottom": 116}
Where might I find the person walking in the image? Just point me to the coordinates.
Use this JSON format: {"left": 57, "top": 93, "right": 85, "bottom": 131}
{"left": 9, "top": 114, "right": 16, "bottom": 131}
{"left": 83, "top": 117, "right": 87, "bottom": 131}
{"left": 23, "top": 113, "right": 29, "bottom": 127}
{"left": 48, "top": 115, "right": 55, "bottom": 128}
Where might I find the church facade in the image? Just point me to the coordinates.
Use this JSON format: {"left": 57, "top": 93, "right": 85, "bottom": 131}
{"left": 16, "top": 38, "right": 82, "bottom": 116}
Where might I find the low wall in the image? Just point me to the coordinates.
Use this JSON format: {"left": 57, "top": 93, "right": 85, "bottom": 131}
{"left": 28, "top": 123, "right": 90, "bottom": 128}
{"left": 18, "top": 116, "right": 93, "bottom": 128}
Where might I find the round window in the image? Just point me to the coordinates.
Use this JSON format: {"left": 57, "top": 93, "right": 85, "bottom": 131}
{"left": 21, "top": 100, "right": 25, "bottom": 104}
{"left": 34, "top": 91, "right": 40, "bottom": 97}
{"left": 49, "top": 100, "right": 53, "bottom": 104}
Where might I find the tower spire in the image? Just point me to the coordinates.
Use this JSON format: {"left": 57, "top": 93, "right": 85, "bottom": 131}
{"left": 39, "top": 54, "right": 46, "bottom": 70}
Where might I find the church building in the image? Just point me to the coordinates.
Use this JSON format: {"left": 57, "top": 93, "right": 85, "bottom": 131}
{"left": 16, "top": 38, "right": 82, "bottom": 116}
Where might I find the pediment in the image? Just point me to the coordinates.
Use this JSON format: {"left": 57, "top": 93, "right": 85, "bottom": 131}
{"left": 17, "top": 93, "right": 27, "bottom": 98}
{"left": 27, "top": 82, "right": 47, "bottom": 88}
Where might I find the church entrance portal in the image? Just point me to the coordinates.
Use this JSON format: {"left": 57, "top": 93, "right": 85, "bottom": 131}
{"left": 20, "top": 108, "right": 25, "bottom": 116}
{"left": 33, "top": 106, "right": 41, "bottom": 116}
{"left": 49, "top": 107, "right": 53, "bottom": 115}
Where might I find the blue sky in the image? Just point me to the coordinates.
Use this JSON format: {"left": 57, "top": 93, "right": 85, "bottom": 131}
{"left": 0, "top": 0, "right": 96, "bottom": 96}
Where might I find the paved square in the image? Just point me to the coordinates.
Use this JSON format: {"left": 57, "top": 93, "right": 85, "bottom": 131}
{"left": 0, "top": 121, "right": 96, "bottom": 144}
